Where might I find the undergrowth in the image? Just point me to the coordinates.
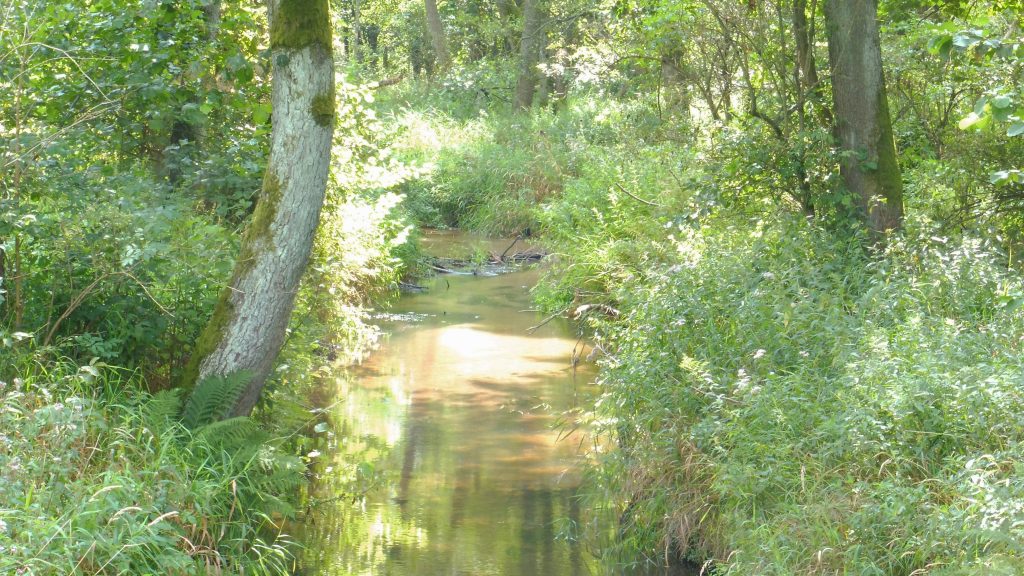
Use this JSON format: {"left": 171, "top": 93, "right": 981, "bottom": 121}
{"left": 0, "top": 351, "right": 298, "bottom": 575}
{"left": 580, "top": 214, "right": 1024, "bottom": 574}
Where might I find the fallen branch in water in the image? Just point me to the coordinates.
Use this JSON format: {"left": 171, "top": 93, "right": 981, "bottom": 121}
{"left": 499, "top": 236, "right": 520, "bottom": 261}
{"left": 527, "top": 306, "right": 570, "bottom": 334}
{"left": 573, "top": 303, "right": 621, "bottom": 319}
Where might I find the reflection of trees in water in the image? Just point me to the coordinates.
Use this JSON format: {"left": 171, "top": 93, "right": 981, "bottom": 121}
{"left": 300, "top": 265, "right": 598, "bottom": 575}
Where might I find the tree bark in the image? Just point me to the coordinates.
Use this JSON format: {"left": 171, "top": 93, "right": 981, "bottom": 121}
{"left": 180, "top": 0, "right": 335, "bottom": 417}
{"left": 792, "top": 0, "right": 830, "bottom": 126}
{"left": 203, "top": 0, "right": 221, "bottom": 43}
{"left": 424, "top": 0, "right": 450, "bottom": 72}
{"left": 514, "top": 0, "right": 545, "bottom": 110}
{"left": 824, "top": 0, "right": 903, "bottom": 235}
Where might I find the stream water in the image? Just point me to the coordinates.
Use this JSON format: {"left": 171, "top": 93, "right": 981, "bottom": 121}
{"left": 301, "top": 231, "right": 598, "bottom": 575}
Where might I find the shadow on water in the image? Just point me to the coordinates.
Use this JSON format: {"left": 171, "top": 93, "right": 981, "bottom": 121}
{"left": 299, "top": 231, "right": 701, "bottom": 576}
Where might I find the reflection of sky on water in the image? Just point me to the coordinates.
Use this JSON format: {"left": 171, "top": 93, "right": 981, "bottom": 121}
{"left": 301, "top": 233, "right": 597, "bottom": 576}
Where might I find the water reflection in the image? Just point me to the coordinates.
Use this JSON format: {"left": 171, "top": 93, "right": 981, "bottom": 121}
{"left": 303, "top": 235, "right": 596, "bottom": 576}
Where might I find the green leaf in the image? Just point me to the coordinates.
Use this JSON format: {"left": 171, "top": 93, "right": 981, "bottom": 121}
{"left": 928, "top": 35, "right": 953, "bottom": 58}
{"left": 252, "top": 102, "right": 272, "bottom": 125}
{"left": 235, "top": 65, "right": 254, "bottom": 84}
{"left": 1008, "top": 122, "right": 1024, "bottom": 137}
{"left": 973, "top": 96, "right": 989, "bottom": 116}
{"left": 992, "top": 95, "right": 1013, "bottom": 109}
{"left": 990, "top": 170, "right": 1022, "bottom": 186}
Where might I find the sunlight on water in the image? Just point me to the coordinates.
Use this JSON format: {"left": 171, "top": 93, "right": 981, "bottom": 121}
{"left": 301, "top": 232, "right": 597, "bottom": 576}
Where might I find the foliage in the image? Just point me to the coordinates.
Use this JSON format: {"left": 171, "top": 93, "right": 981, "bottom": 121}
{"left": 6, "top": 0, "right": 1024, "bottom": 571}
{"left": 0, "top": 3, "right": 411, "bottom": 574}
{"left": 371, "top": 5, "right": 1024, "bottom": 565}
{"left": 1, "top": 167, "right": 237, "bottom": 381}
{"left": 0, "top": 351, "right": 297, "bottom": 575}
{"left": 575, "top": 214, "right": 1024, "bottom": 573}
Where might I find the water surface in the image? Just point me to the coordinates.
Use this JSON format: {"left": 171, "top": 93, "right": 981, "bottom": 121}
{"left": 303, "top": 232, "right": 596, "bottom": 576}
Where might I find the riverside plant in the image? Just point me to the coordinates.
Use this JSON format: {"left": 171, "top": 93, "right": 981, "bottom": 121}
{"left": 0, "top": 350, "right": 299, "bottom": 575}
{"left": 580, "top": 214, "right": 1024, "bottom": 574}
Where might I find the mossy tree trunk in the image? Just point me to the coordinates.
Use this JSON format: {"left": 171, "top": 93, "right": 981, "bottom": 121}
{"left": 180, "top": 0, "right": 335, "bottom": 417}
{"left": 824, "top": 0, "right": 903, "bottom": 235}
{"left": 424, "top": 0, "right": 450, "bottom": 72}
{"left": 514, "top": 0, "right": 545, "bottom": 110}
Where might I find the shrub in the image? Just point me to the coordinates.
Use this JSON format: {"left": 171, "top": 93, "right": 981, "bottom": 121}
{"left": 584, "top": 214, "right": 1024, "bottom": 574}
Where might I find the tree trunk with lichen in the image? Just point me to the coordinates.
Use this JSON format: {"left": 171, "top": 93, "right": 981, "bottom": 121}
{"left": 178, "top": 0, "right": 335, "bottom": 417}
{"left": 824, "top": 0, "right": 903, "bottom": 235}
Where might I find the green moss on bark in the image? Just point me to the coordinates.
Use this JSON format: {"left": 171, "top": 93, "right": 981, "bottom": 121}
{"left": 177, "top": 285, "right": 235, "bottom": 390}
{"left": 270, "top": 0, "right": 332, "bottom": 52}
{"left": 311, "top": 90, "right": 335, "bottom": 127}
{"left": 236, "top": 173, "right": 283, "bottom": 277}
{"left": 177, "top": 174, "right": 283, "bottom": 390}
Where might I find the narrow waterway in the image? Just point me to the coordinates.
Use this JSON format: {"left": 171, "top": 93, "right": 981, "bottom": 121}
{"left": 302, "top": 231, "right": 597, "bottom": 576}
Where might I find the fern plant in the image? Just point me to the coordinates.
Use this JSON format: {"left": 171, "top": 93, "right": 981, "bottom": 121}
{"left": 142, "top": 388, "right": 185, "bottom": 434}
{"left": 139, "top": 372, "right": 308, "bottom": 525}
{"left": 181, "top": 371, "right": 251, "bottom": 429}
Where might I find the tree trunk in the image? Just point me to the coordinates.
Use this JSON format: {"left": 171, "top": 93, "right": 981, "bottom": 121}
{"left": 179, "top": 0, "right": 335, "bottom": 417}
{"left": 824, "top": 0, "right": 903, "bottom": 235}
{"left": 793, "top": 0, "right": 832, "bottom": 127}
{"left": 515, "top": 0, "right": 545, "bottom": 110}
{"left": 351, "top": 0, "right": 361, "bottom": 61}
{"left": 424, "top": 0, "right": 450, "bottom": 72}
{"left": 494, "top": 0, "right": 517, "bottom": 54}
{"left": 203, "top": 0, "right": 221, "bottom": 43}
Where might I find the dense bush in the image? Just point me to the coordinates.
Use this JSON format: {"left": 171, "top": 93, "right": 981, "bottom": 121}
{"left": 4, "top": 167, "right": 237, "bottom": 380}
{"left": 581, "top": 215, "right": 1024, "bottom": 574}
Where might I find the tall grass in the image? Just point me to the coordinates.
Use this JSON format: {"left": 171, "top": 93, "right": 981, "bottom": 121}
{"left": 0, "top": 349, "right": 299, "bottom": 574}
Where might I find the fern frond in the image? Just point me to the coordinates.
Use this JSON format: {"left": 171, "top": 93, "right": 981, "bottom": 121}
{"left": 194, "top": 416, "right": 268, "bottom": 453}
{"left": 142, "top": 389, "right": 184, "bottom": 433}
{"left": 181, "top": 371, "right": 251, "bottom": 429}
{"left": 254, "top": 495, "right": 297, "bottom": 519}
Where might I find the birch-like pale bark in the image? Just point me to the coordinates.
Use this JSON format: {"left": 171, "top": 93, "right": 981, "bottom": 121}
{"left": 424, "top": 0, "right": 450, "bottom": 72}
{"left": 825, "top": 0, "right": 903, "bottom": 235}
{"left": 181, "top": 0, "right": 335, "bottom": 417}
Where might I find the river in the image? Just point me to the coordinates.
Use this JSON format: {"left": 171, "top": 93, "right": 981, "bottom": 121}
{"left": 299, "top": 232, "right": 703, "bottom": 575}
{"left": 300, "top": 231, "right": 597, "bottom": 575}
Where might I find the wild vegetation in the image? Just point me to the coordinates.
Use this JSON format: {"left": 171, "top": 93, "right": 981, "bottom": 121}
{"left": 3, "top": 0, "right": 1024, "bottom": 574}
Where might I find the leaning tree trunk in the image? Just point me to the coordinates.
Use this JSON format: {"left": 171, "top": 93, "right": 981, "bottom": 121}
{"left": 514, "top": 0, "right": 545, "bottom": 110}
{"left": 824, "top": 0, "right": 903, "bottom": 235}
{"left": 424, "top": 0, "right": 450, "bottom": 72}
{"left": 179, "top": 0, "right": 335, "bottom": 417}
